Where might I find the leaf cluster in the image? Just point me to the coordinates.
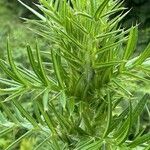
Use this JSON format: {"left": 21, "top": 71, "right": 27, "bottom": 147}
{"left": 0, "top": 0, "right": 150, "bottom": 149}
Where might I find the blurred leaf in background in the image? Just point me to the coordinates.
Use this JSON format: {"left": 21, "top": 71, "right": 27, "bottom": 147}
{"left": 123, "top": 0, "right": 150, "bottom": 52}
{"left": 0, "top": 0, "right": 49, "bottom": 65}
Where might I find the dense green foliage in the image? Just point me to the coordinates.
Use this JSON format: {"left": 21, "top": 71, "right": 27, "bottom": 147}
{"left": 0, "top": 0, "right": 150, "bottom": 149}
{"left": 2, "top": 0, "right": 150, "bottom": 53}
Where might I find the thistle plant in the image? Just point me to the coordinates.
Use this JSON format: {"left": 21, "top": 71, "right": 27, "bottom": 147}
{"left": 0, "top": 0, "right": 150, "bottom": 149}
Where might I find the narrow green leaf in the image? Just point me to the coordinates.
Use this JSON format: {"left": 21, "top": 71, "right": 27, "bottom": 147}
{"left": 96, "top": 38, "right": 127, "bottom": 55}
{"left": 133, "top": 43, "right": 150, "bottom": 66}
{"left": 59, "top": 90, "right": 67, "bottom": 109}
{"left": 17, "top": 66, "right": 41, "bottom": 84}
{"left": 37, "top": 101, "right": 56, "bottom": 134}
{"left": 132, "top": 94, "right": 150, "bottom": 123}
{"left": 0, "top": 127, "right": 14, "bottom": 138}
{"left": 49, "top": 103, "right": 71, "bottom": 130}
{"left": 112, "top": 79, "right": 132, "bottom": 96}
{"left": 7, "top": 40, "right": 28, "bottom": 86}
{"left": 116, "top": 101, "right": 132, "bottom": 145}
{"left": 75, "top": 138, "right": 94, "bottom": 150}
{"left": 122, "top": 71, "right": 150, "bottom": 83}
{"left": 0, "top": 111, "right": 8, "bottom": 124}
{"left": 109, "top": 10, "right": 130, "bottom": 29}
{"left": 101, "top": 7, "right": 127, "bottom": 18}
{"left": 3, "top": 88, "right": 26, "bottom": 102}
{"left": 120, "top": 26, "right": 138, "bottom": 71}
{"left": 0, "top": 102, "right": 19, "bottom": 123}
{"left": 94, "top": 61, "right": 123, "bottom": 69}
{"left": 67, "top": 97, "right": 75, "bottom": 116}
{"left": 0, "top": 87, "right": 22, "bottom": 95}
{"left": 35, "top": 4, "right": 62, "bottom": 25}
{"left": 82, "top": 113, "right": 93, "bottom": 134}
{"left": 43, "top": 88, "right": 49, "bottom": 111}
{"left": 128, "top": 133, "right": 150, "bottom": 148}
{"left": 0, "top": 78, "right": 21, "bottom": 86}
{"left": 109, "top": 107, "right": 129, "bottom": 133}
{"left": 103, "top": 92, "right": 112, "bottom": 138}
{"left": 51, "top": 50, "right": 64, "bottom": 88}
{"left": 5, "top": 130, "right": 33, "bottom": 150}
{"left": 27, "top": 45, "right": 46, "bottom": 84}
{"left": 58, "top": 29, "right": 83, "bottom": 49}
{"left": 94, "top": 0, "right": 109, "bottom": 21}
{"left": 35, "top": 42, "right": 49, "bottom": 86}
{"left": 18, "top": 0, "right": 46, "bottom": 21}
{"left": 77, "top": 140, "right": 103, "bottom": 150}
{"left": 74, "top": 12, "right": 93, "bottom": 19}
{"left": 33, "top": 136, "right": 50, "bottom": 150}
{"left": 33, "top": 99, "right": 44, "bottom": 124}
{"left": 12, "top": 99, "right": 39, "bottom": 128}
{"left": 113, "top": 103, "right": 131, "bottom": 138}
{"left": 0, "top": 60, "right": 20, "bottom": 83}
{"left": 96, "top": 29, "right": 122, "bottom": 39}
{"left": 67, "top": 17, "right": 88, "bottom": 34}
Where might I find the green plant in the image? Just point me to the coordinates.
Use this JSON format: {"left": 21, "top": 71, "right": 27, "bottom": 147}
{"left": 0, "top": 0, "right": 150, "bottom": 149}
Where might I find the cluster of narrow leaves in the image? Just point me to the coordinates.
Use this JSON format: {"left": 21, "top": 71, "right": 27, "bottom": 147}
{"left": 0, "top": 0, "right": 150, "bottom": 149}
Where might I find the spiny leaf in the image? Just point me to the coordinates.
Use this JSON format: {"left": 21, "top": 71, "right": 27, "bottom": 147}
{"left": 101, "top": 7, "right": 127, "bottom": 18}
{"left": 35, "top": 4, "right": 62, "bottom": 25}
{"left": 120, "top": 26, "right": 138, "bottom": 71}
{"left": 18, "top": 0, "right": 46, "bottom": 21}
{"left": 96, "top": 29, "right": 122, "bottom": 39}
{"left": 128, "top": 133, "right": 150, "bottom": 148}
{"left": 123, "top": 26, "right": 138, "bottom": 60}
{"left": 133, "top": 43, "right": 150, "bottom": 66}
{"left": 7, "top": 40, "right": 28, "bottom": 86}
{"left": 94, "top": 0, "right": 109, "bottom": 21}
{"left": 109, "top": 10, "right": 130, "bottom": 29}
{"left": 96, "top": 38, "right": 128, "bottom": 55}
